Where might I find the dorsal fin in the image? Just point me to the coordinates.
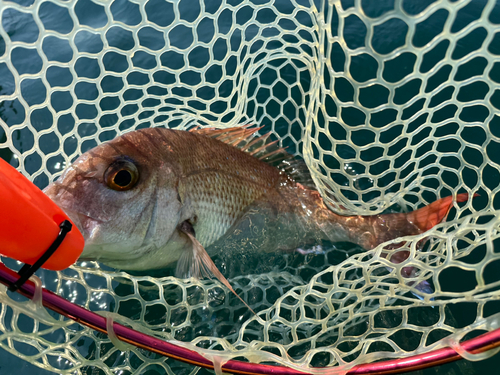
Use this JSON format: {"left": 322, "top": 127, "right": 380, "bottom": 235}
{"left": 190, "top": 125, "right": 317, "bottom": 189}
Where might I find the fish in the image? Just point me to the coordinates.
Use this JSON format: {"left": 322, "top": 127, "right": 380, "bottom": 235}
{"left": 43, "top": 126, "right": 470, "bottom": 303}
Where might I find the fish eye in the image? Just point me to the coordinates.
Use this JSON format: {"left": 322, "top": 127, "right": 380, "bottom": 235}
{"left": 104, "top": 160, "right": 139, "bottom": 191}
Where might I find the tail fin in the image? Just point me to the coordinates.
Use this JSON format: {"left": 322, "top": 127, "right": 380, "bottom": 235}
{"left": 405, "top": 193, "right": 473, "bottom": 233}
{"left": 356, "top": 193, "right": 475, "bottom": 250}
{"left": 381, "top": 193, "right": 475, "bottom": 297}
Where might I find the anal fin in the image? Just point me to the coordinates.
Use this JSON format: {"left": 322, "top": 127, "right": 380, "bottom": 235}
{"left": 176, "top": 222, "right": 256, "bottom": 315}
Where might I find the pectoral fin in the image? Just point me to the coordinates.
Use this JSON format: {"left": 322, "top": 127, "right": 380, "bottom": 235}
{"left": 176, "top": 222, "right": 256, "bottom": 315}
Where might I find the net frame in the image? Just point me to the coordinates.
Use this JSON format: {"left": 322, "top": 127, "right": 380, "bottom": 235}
{"left": 0, "top": 264, "right": 499, "bottom": 375}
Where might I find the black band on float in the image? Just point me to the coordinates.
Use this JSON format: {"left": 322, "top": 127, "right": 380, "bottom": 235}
{"left": 8, "top": 220, "right": 73, "bottom": 292}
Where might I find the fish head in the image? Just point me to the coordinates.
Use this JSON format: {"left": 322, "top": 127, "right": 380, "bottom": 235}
{"left": 43, "top": 131, "right": 186, "bottom": 269}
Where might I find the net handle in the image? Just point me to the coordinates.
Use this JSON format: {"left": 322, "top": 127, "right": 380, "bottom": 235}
{"left": 8, "top": 221, "right": 73, "bottom": 292}
{"left": 0, "top": 262, "right": 499, "bottom": 375}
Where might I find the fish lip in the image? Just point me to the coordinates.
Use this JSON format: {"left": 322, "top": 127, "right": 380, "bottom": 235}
{"left": 44, "top": 182, "right": 112, "bottom": 224}
{"left": 58, "top": 207, "right": 101, "bottom": 241}
{"left": 78, "top": 243, "right": 150, "bottom": 264}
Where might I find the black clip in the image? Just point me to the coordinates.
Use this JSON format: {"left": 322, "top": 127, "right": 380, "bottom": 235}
{"left": 9, "top": 220, "right": 73, "bottom": 292}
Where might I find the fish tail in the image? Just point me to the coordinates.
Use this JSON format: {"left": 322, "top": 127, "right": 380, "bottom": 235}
{"left": 345, "top": 193, "right": 475, "bottom": 250}
{"left": 404, "top": 193, "right": 473, "bottom": 234}
{"left": 376, "top": 193, "right": 474, "bottom": 299}
{"left": 324, "top": 194, "right": 474, "bottom": 300}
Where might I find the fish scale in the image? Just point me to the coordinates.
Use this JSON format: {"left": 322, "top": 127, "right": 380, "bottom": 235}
{"left": 179, "top": 172, "right": 262, "bottom": 247}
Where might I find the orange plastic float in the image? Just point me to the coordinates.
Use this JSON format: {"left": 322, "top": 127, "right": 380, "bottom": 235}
{"left": 0, "top": 157, "right": 84, "bottom": 273}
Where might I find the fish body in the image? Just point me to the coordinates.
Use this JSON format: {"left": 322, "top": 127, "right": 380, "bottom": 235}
{"left": 44, "top": 127, "right": 465, "bottom": 278}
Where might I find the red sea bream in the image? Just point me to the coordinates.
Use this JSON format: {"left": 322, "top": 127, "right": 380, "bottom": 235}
{"left": 43, "top": 127, "right": 468, "bottom": 298}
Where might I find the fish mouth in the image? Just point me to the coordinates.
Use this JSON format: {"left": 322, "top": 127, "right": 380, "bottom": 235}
{"left": 57, "top": 206, "right": 101, "bottom": 242}
{"left": 44, "top": 184, "right": 107, "bottom": 239}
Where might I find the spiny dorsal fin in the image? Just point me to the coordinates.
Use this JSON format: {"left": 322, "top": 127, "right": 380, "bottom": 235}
{"left": 190, "top": 125, "right": 265, "bottom": 149}
{"left": 190, "top": 125, "right": 317, "bottom": 189}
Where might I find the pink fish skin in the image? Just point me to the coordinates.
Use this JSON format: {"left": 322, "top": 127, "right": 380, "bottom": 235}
{"left": 43, "top": 127, "right": 468, "bottom": 280}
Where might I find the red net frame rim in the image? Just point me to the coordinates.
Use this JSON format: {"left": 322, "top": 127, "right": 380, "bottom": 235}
{"left": 1, "top": 263, "right": 498, "bottom": 375}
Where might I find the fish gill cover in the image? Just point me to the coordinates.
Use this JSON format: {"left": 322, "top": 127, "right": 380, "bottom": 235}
{"left": 0, "top": 0, "right": 499, "bottom": 374}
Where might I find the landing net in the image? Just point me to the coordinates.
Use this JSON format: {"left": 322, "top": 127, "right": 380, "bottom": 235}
{"left": 0, "top": 0, "right": 500, "bottom": 373}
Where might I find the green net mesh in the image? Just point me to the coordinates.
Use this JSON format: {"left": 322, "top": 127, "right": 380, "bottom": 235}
{"left": 1, "top": 0, "right": 500, "bottom": 373}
